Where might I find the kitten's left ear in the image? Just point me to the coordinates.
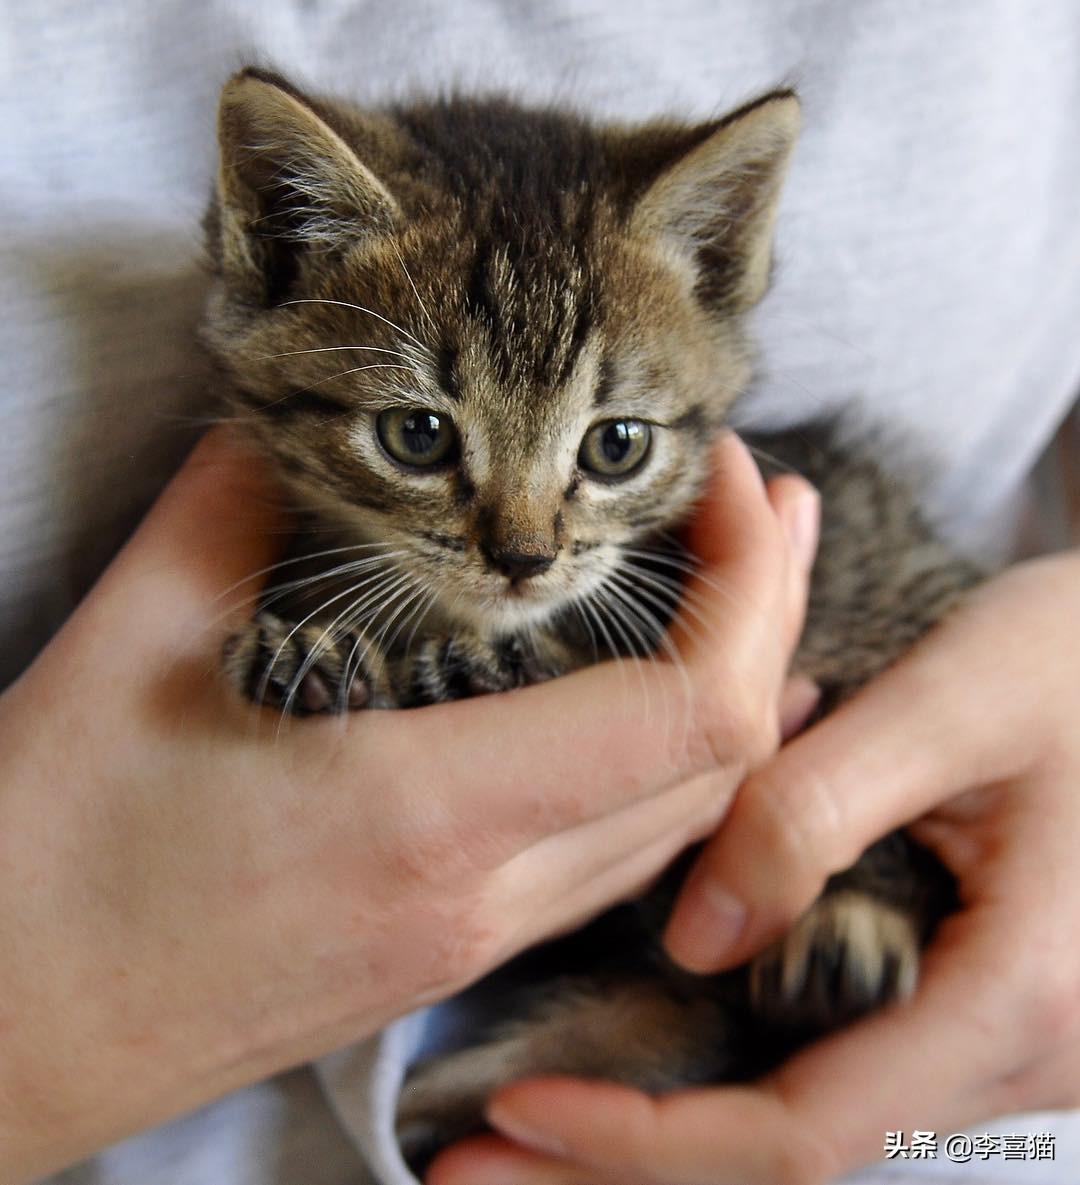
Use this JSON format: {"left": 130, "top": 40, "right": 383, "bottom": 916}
{"left": 632, "top": 91, "right": 800, "bottom": 312}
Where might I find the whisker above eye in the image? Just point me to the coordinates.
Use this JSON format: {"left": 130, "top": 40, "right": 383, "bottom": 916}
{"left": 281, "top": 298, "right": 427, "bottom": 352}
{"left": 388, "top": 239, "right": 438, "bottom": 340}
{"left": 257, "top": 344, "right": 417, "bottom": 364}
{"left": 268, "top": 362, "right": 418, "bottom": 404}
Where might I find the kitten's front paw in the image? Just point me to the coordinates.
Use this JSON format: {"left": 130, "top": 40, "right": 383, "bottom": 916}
{"left": 404, "top": 633, "right": 560, "bottom": 705}
{"left": 223, "top": 610, "right": 390, "bottom": 714}
{"left": 748, "top": 890, "right": 919, "bottom": 1033}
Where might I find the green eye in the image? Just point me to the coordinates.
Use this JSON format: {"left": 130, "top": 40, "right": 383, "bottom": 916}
{"left": 578, "top": 419, "right": 652, "bottom": 479}
{"left": 376, "top": 408, "right": 458, "bottom": 468}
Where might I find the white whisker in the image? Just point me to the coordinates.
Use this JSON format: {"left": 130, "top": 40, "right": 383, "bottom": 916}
{"left": 616, "top": 561, "right": 716, "bottom": 644}
{"left": 276, "top": 568, "right": 411, "bottom": 722}
{"left": 579, "top": 596, "right": 623, "bottom": 686}
{"left": 332, "top": 571, "right": 423, "bottom": 712}
{"left": 259, "top": 567, "right": 401, "bottom": 713}
{"left": 400, "top": 583, "right": 442, "bottom": 663}
{"left": 388, "top": 240, "right": 437, "bottom": 339}
{"left": 621, "top": 546, "right": 748, "bottom": 615}
{"left": 571, "top": 600, "right": 601, "bottom": 666}
{"left": 591, "top": 586, "right": 653, "bottom": 724}
{"left": 212, "top": 542, "right": 400, "bottom": 607}
{"left": 607, "top": 575, "right": 695, "bottom": 756}
{"left": 281, "top": 298, "right": 427, "bottom": 351}
{"left": 260, "top": 344, "right": 415, "bottom": 364}
{"left": 337, "top": 573, "right": 429, "bottom": 707}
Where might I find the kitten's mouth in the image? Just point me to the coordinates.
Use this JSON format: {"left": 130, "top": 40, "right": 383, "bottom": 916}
{"left": 501, "top": 579, "right": 547, "bottom": 600}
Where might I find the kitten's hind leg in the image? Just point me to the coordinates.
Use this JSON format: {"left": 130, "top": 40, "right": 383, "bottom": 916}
{"left": 395, "top": 979, "right": 732, "bottom": 1173}
{"left": 222, "top": 610, "right": 392, "bottom": 714}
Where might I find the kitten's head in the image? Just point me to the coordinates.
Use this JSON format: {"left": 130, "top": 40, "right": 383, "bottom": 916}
{"left": 203, "top": 69, "right": 799, "bottom": 633}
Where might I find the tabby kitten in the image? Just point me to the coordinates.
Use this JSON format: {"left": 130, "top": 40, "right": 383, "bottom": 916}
{"left": 203, "top": 68, "right": 976, "bottom": 1166}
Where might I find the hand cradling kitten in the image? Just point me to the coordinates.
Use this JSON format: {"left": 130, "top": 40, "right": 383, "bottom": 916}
{"left": 202, "top": 68, "right": 976, "bottom": 1171}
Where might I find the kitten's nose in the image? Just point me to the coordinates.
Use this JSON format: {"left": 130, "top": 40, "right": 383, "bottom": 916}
{"left": 481, "top": 542, "right": 556, "bottom": 582}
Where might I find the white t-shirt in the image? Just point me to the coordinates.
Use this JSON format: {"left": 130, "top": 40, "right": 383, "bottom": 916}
{"left": 6, "top": 1, "right": 1079, "bottom": 1181}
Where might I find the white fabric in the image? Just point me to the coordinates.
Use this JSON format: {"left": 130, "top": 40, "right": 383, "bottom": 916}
{"left": 5, "top": 1, "right": 1079, "bottom": 1182}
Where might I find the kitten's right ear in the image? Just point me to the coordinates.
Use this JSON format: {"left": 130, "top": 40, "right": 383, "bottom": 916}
{"left": 211, "top": 69, "right": 400, "bottom": 304}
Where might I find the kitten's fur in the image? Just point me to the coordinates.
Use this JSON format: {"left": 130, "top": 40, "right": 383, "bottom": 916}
{"left": 203, "top": 69, "right": 977, "bottom": 1168}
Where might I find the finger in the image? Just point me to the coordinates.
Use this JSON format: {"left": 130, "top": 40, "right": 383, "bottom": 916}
{"left": 779, "top": 676, "right": 821, "bottom": 741}
{"left": 480, "top": 1077, "right": 825, "bottom": 1185}
{"left": 90, "top": 427, "right": 285, "bottom": 636}
{"left": 503, "top": 770, "right": 735, "bottom": 954}
{"left": 675, "top": 438, "right": 818, "bottom": 772}
{"left": 765, "top": 473, "right": 821, "bottom": 660}
{"left": 426, "top": 1133, "right": 598, "bottom": 1185}
{"left": 482, "top": 919, "right": 1023, "bottom": 1185}
{"left": 663, "top": 597, "right": 1042, "bottom": 972}
{"left": 673, "top": 436, "right": 814, "bottom": 680}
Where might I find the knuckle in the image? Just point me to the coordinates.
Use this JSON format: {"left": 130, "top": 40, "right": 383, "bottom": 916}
{"left": 401, "top": 896, "right": 504, "bottom": 991}
{"left": 747, "top": 762, "right": 851, "bottom": 881}
{"left": 690, "top": 681, "right": 777, "bottom": 778}
{"left": 432, "top": 901, "right": 503, "bottom": 983}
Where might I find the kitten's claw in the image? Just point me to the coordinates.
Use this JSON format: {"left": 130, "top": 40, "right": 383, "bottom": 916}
{"left": 748, "top": 890, "right": 919, "bottom": 1032}
{"left": 404, "top": 632, "right": 560, "bottom": 705}
{"left": 223, "top": 610, "right": 389, "bottom": 714}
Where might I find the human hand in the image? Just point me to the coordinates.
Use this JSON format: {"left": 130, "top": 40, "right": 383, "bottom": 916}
{"left": 427, "top": 551, "right": 1080, "bottom": 1185}
{"left": 0, "top": 429, "right": 815, "bottom": 1182}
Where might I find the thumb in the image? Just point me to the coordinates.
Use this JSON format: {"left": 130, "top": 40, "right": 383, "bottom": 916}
{"left": 98, "top": 428, "right": 283, "bottom": 616}
{"left": 90, "top": 427, "right": 285, "bottom": 638}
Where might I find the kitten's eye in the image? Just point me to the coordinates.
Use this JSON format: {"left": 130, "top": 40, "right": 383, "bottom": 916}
{"left": 578, "top": 419, "right": 652, "bottom": 479}
{"left": 376, "top": 408, "right": 458, "bottom": 468}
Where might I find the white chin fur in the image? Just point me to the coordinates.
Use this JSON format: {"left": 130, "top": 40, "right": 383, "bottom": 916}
{"left": 439, "top": 568, "right": 609, "bottom": 635}
{"left": 445, "top": 589, "right": 564, "bottom": 633}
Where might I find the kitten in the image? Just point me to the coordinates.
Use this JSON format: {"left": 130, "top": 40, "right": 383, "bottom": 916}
{"left": 202, "top": 68, "right": 977, "bottom": 1168}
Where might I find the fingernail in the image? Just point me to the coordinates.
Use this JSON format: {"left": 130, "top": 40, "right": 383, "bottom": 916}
{"left": 486, "top": 1102, "right": 568, "bottom": 1159}
{"left": 779, "top": 675, "right": 821, "bottom": 740}
{"left": 663, "top": 879, "right": 747, "bottom": 972}
{"left": 783, "top": 485, "right": 820, "bottom": 571}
